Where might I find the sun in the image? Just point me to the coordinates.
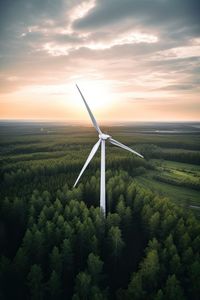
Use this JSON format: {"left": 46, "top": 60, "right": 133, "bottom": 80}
{"left": 69, "top": 79, "right": 114, "bottom": 111}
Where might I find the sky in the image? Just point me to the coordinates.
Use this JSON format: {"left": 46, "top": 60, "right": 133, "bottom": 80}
{"left": 0, "top": 0, "right": 200, "bottom": 123}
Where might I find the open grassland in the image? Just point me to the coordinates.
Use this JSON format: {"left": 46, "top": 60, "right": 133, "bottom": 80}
{"left": 136, "top": 173, "right": 200, "bottom": 210}
{"left": 136, "top": 159, "right": 200, "bottom": 207}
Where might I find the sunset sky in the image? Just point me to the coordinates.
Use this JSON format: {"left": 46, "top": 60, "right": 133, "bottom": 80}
{"left": 0, "top": 0, "right": 200, "bottom": 123}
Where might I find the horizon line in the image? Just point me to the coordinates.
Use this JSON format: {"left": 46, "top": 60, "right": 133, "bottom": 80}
{"left": 0, "top": 118, "right": 200, "bottom": 124}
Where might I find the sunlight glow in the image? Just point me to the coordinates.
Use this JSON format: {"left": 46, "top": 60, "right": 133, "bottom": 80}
{"left": 17, "top": 80, "right": 116, "bottom": 119}
{"left": 68, "top": 79, "right": 115, "bottom": 112}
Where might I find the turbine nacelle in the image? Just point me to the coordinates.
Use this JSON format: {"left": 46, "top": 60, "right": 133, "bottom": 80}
{"left": 99, "top": 133, "right": 111, "bottom": 140}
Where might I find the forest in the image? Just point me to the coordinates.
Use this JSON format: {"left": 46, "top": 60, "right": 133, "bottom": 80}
{"left": 0, "top": 121, "right": 200, "bottom": 300}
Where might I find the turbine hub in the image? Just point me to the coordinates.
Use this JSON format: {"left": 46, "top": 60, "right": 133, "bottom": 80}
{"left": 99, "top": 133, "right": 111, "bottom": 140}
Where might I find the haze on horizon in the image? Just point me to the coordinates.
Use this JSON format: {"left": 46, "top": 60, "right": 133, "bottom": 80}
{"left": 0, "top": 0, "right": 200, "bottom": 122}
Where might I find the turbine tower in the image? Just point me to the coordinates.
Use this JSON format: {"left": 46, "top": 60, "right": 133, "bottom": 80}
{"left": 74, "top": 84, "right": 144, "bottom": 216}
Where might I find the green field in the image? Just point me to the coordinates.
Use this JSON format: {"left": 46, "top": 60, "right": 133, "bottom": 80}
{"left": 136, "top": 173, "right": 200, "bottom": 205}
{"left": 135, "top": 159, "right": 200, "bottom": 215}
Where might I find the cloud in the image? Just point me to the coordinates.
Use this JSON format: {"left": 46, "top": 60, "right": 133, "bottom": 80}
{"left": 74, "top": 0, "right": 200, "bottom": 36}
{"left": 155, "top": 84, "right": 197, "bottom": 92}
{"left": 0, "top": 0, "right": 199, "bottom": 121}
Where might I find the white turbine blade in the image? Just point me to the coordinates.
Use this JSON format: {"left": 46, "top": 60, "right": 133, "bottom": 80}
{"left": 76, "top": 84, "right": 102, "bottom": 134}
{"left": 109, "top": 138, "right": 144, "bottom": 158}
{"left": 73, "top": 139, "right": 101, "bottom": 187}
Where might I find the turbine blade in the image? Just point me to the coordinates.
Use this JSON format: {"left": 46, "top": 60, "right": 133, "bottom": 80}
{"left": 73, "top": 139, "right": 101, "bottom": 187}
{"left": 76, "top": 84, "right": 102, "bottom": 134}
{"left": 109, "top": 138, "right": 144, "bottom": 158}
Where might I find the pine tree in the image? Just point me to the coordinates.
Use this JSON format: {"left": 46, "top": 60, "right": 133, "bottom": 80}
{"left": 73, "top": 272, "right": 91, "bottom": 300}
{"left": 47, "top": 270, "right": 61, "bottom": 299}
{"left": 27, "top": 264, "right": 43, "bottom": 300}
{"left": 108, "top": 226, "right": 124, "bottom": 262}
{"left": 50, "top": 246, "right": 62, "bottom": 274}
{"left": 87, "top": 253, "right": 103, "bottom": 285}
{"left": 164, "top": 274, "right": 185, "bottom": 300}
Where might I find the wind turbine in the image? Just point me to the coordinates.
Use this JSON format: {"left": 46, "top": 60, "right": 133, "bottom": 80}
{"left": 73, "top": 84, "right": 144, "bottom": 216}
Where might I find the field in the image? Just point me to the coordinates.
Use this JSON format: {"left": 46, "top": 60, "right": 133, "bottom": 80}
{"left": 0, "top": 121, "right": 200, "bottom": 299}
{"left": 136, "top": 159, "right": 200, "bottom": 212}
